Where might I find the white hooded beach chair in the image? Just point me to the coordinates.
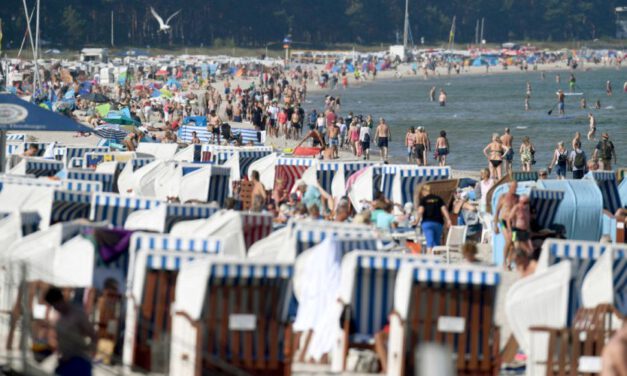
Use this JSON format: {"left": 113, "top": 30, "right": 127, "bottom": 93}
{"left": 90, "top": 192, "right": 162, "bottom": 228}
{"left": 169, "top": 259, "right": 294, "bottom": 376}
{"left": 67, "top": 169, "right": 116, "bottom": 192}
{"left": 387, "top": 263, "right": 501, "bottom": 376}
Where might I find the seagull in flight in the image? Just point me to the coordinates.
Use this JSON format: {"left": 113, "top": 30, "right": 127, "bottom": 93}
{"left": 150, "top": 7, "right": 182, "bottom": 32}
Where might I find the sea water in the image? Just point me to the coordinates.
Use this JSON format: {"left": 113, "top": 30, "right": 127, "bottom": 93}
{"left": 306, "top": 67, "right": 625, "bottom": 171}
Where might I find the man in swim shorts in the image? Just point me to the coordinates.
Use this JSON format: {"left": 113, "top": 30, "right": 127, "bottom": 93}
{"left": 375, "top": 118, "right": 391, "bottom": 161}
{"left": 494, "top": 182, "right": 519, "bottom": 269}
{"left": 501, "top": 128, "right": 514, "bottom": 175}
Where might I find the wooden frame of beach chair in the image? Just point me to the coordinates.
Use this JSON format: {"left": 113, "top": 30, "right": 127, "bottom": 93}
{"left": 415, "top": 179, "right": 459, "bottom": 208}
{"left": 387, "top": 263, "right": 501, "bottom": 376}
{"left": 170, "top": 260, "right": 294, "bottom": 376}
{"left": 240, "top": 180, "right": 254, "bottom": 211}
{"left": 528, "top": 304, "right": 624, "bottom": 376}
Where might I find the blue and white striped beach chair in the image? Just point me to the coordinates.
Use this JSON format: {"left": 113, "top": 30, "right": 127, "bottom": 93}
{"left": 169, "top": 259, "right": 294, "bottom": 376}
{"left": 163, "top": 202, "right": 220, "bottom": 233}
{"left": 23, "top": 159, "right": 64, "bottom": 177}
{"left": 387, "top": 263, "right": 501, "bottom": 376}
{"left": 0, "top": 211, "right": 41, "bottom": 235}
{"left": 391, "top": 165, "right": 452, "bottom": 204}
{"left": 290, "top": 220, "right": 382, "bottom": 257}
{"left": 585, "top": 171, "right": 623, "bottom": 214}
{"left": 207, "top": 166, "right": 230, "bottom": 205}
{"left": 50, "top": 190, "right": 92, "bottom": 224}
{"left": 538, "top": 238, "right": 614, "bottom": 323}
{"left": 330, "top": 251, "right": 436, "bottom": 371}
{"left": 56, "top": 146, "right": 110, "bottom": 167}
{"left": 67, "top": 169, "right": 116, "bottom": 192}
{"left": 62, "top": 179, "right": 102, "bottom": 193}
{"left": 124, "top": 245, "right": 222, "bottom": 372}
{"left": 178, "top": 124, "right": 266, "bottom": 145}
{"left": 528, "top": 188, "right": 565, "bottom": 229}
{"left": 6, "top": 134, "right": 25, "bottom": 141}
{"left": 90, "top": 192, "right": 162, "bottom": 227}
{"left": 0, "top": 175, "right": 60, "bottom": 191}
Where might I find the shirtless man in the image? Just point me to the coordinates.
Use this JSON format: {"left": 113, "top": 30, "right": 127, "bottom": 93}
{"left": 508, "top": 195, "right": 533, "bottom": 256}
{"left": 327, "top": 122, "right": 340, "bottom": 159}
{"left": 494, "top": 182, "right": 519, "bottom": 269}
{"left": 587, "top": 112, "right": 596, "bottom": 140}
{"left": 290, "top": 109, "right": 301, "bottom": 140}
{"left": 250, "top": 170, "right": 267, "bottom": 212}
{"left": 429, "top": 86, "right": 436, "bottom": 102}
{"left": 374, "top": 118, "right": 391, "bottom": 161}
{"left": 501, "top": 128, "right": 514, "bottom": 175}
{"left": 207, "top": 110, "right": 222, "bottom": 144}
{"left": 414, "top": 126, "right": 430, "bottom": 166}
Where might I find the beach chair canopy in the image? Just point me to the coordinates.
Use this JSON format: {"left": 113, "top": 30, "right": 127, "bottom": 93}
{"left": 178, "top": 165, "right": 230, "bottom": 206}
{"left": 90, "top": 192, "right": 162, "bottom": 228}
{"left": 0, "top": 183, "right": 54, "bottom": 230}
{"left": 581, "top": 244, "right": 627, "bottom": 314}
{"left": 537, "top": 179, "right": 604, "bottom": 240}
{"left": 584, "top": 171, "right": 623, "bottom": 213}
{"left": 136, "top": 143, "right": 179, "bottom": 160}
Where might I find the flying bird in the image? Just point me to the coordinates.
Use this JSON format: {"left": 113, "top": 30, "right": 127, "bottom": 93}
{"left": 150, "top": 7, "right": 182, "bottom": 32}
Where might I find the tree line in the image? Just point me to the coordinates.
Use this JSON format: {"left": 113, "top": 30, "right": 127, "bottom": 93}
{"left": 0, "top": 0, "right": 621, "bottom": 49}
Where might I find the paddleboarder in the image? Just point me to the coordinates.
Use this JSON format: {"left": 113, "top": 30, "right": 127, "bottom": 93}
{"left": 557, "top": 89, "right": 565, "bottom": 116}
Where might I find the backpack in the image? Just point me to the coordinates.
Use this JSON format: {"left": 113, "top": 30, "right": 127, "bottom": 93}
{"left": 557, "top": 151, "right": 568, "bottom": 165}
{"left": 573, "top": 150, "right": 585, "bottom": 169}
{"left": 363, "top": 132, "right": 371, "bottom": 144}
{"left": 600, "top": 140, "right": 613, "bottom": 160}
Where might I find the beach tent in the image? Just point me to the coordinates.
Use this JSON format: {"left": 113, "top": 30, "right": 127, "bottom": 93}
{"left": 537, "top": 179, "right": 604, "bottom": 241}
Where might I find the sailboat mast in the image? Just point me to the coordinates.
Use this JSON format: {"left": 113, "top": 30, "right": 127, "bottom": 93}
{"left": 403, "top": 0, "right": 409, "bottom": 50}
{"left": 448, "top": 16, "right": 456, "bottom": 50}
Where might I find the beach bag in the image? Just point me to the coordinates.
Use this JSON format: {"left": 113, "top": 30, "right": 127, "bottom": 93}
{"left": 574, "top": 151, "right": 586, "bottom": 169}
{"left": 345, "top": 349, "right": 380, "bottom": 373}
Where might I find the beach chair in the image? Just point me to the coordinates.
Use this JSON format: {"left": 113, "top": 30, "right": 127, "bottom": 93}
{"left": 178, "top": 165, "right": 231, "bottom": 206}
{"left": 328, "top": 251, "right": 437, "bottom": 372}
{"left": 50, "top": 190, "right": 92, "bottom": 224}
{"left": 275, "top": 157, "right": 315, "bottom": 193}
{"left": 123, "top": 243, "right": 222, "bottom": 372}
{"left": 511, "top": 170, "right": 538, "bottom": 182}
{"left": 90, "top": 192, "right": 162, "bottom": 228}
{"left": 416, "top": 178, "right": 459, "bottom": 207}
{"left": 9, "top": 158, "right": 64, "bottom": 177}
{"left": 387, "top": 262, "right": 501, "bottom": 376}
{"left": 67, "top": 169, "right": 116, "bottom": 192}
{"left": 390, "top": 166, "right": 452, "bottom": 205}
{"left": 57, "top": 146, "right": 109, "bottom": 167}
{"left": 432, "top": 225, "right": 467, "bottom": 263}
{"left": 169, "top": 259, "right": 294, "bottom": 376}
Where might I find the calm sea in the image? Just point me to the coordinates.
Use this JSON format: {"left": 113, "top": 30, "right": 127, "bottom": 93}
{"left": 305, "top": 67, "right": 626, "bottom": 171}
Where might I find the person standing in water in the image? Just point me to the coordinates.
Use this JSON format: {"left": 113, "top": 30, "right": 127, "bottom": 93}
{"left": 587, "top": 112, "right": 597, "bottom": 140}
{"left": 556, "top": 73, "right": 561, "bottom": 84}
{"left": 569, "top": 73, "right": 576, "bottom": 92}
{"left": 438, "top": 89, "right": 447, "bottom": 106}
{"left": 606, "top": 80, "right": 613, "bottom": 96}
{"left": 405, "top": 127, "right": 416, "bottom": 163}
{"left": 414, "top": 126, "right": 430, "bottom": 166}
{"left": 429, "top": 86, "right": 436, "bottom": 102}
{"left": 435, "top": 130, "right": 449, "bottom": 166}
{"left": 557, "top": 89, "right": 566, "bottom": 116}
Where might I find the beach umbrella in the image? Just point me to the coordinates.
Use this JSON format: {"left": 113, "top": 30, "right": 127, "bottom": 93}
{"left": 103, "top": 110, "right": 139, "bottom": 126}
{"left": 95, "top": 103, "right": 111, "bottom": 118}
{"left": 93, "top": 124, "right": 129, "bottom": 143}
{"left": 0, "top": 93, "right": 93, "bottom": 172}
{"left": 82, "top": 93, "right": 110, "bottom": 103}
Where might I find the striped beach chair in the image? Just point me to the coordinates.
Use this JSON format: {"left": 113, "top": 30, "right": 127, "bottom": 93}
{"left": 178, "top": 124, "right": 266, "bottom": 146}
{"left": 585, "top": 171, "right": 623, "bottom": 214}
{"left": 169, "top": 259, "right": 294, "bottom": 376}
{"left": 537, "top": 239, "right": 614, "bottom": 323}
{"left": 330, "top": 252, "right": 437, "bottom": 371}
{"left": 90, "top": 192, "right": 162, "bottom": 227}
{"left": 511, "top": 170, "right": 539, "bottom": 182}
{"left": 62, "top": 179, "right": 103, "bottom": 193}
{"left": 179, "top": 165, "right": 231, "bottom": 206}
{"left": 528, "top": 188, "right": 565, "bottom": 229}
{"left": 124, "top": 247, "right": 221, "bottom": 372}
{"left": 290, "top": 220, "right": 382, "bottom": 257}
{"left": 56, "top": 146, "right": 110, "bottom": 167}
{"left": 240, "top": 212, "right": 274, "bottom": 249}
{"left": 207, "top": 166, "right": 230, "bottom": 206}
{"left": 5, "top": 142, "right": 24, "bottom": 156}
{"left": 164, "top": 203, "right": 220, "bottom": 233}
{"left": 50, "top": 190, "right": 92, "bottom": 224}
{"left": 6, "top": 134, "right": 25, "bottom": 141}
{"left": 23, "top": 159, "right": 64, "bottom": 177}
{"left": 67, "top": 169, "right": 116, "bottom": 192}
{"left": 233, "top": 149, "right": 274, "bottom": 179}
{"left": 387, "top": 263, "right": 501, "bottom": 376}
{"left": 0, "top": 211, "right": 41, "bottom": 236}
{"left": 391, "top": 166, "right": 452, "bottom": 204}
{"left": 0, "top": 175, "right": 61, "bottom": 191}
{"left": 276, "top": 157, "right": 315, "bottom": 193}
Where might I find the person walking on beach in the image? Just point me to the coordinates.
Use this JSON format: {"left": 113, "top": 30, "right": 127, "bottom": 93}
{"left": 416, "top": 184, "right": 452, "bottom": 254}
{"left": 483, "top": 134, "right": 505, "bottom": 180}
{"left": 434, "top": 130, "right": 449, "bottom": 166}
{"left": 438, "top": 89, "right": 447, "bottom": 106}
{"left": 429, "top": 86, "right": 436, "bottom": 102}
{"left": 519, "top": 136, "right": 535, "bottom": 172}
{"left": 593, "top": 132, "right": 616, "bottom": 171}
{"left": 359, "top": 122, "right": 371, "bottom": 160}
{"left": 501, "top": 128, "right": 514, "bottom": 175}
{"left": 548, "top": 141, "right": 569, "bottom": 179}
{"left": 587, "top": 112, "right": 597, "bottom": 140}
{"left": 375, "top": 118, "right": 391, "bottom": 161}
{"left": 494, "top": 182, "right": 519, "bottom": 269}
{"left": 570, "top": 141, "right": 587, "bottom": 179}
{"left": 507, "top": 195, "right": 533, "bottom": 255}
{"left": 557, "top": 89, "right": 565, "bottom": 116}
{"left": 328, "top": 121, "right": 340, "bottom": 159}
{"left": 405, "top": 127, "right": 416, "bottom": 163}
{"left": 348, "top": 119, "right": 360, "bottom": 156}
{"left": 44, "top": 287, "right": 97, "bottom": 376}
{"left": 414, "top": 126, "right": 430, "bottom": 166}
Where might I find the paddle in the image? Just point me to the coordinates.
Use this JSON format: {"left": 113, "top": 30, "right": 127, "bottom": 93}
{"left": 547, "top": 103, "right": 558, "bottom": 116}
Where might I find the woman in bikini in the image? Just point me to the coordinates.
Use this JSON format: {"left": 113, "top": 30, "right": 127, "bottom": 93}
{"left": 483, "top": 134, "right": 505, "bottom": 180}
